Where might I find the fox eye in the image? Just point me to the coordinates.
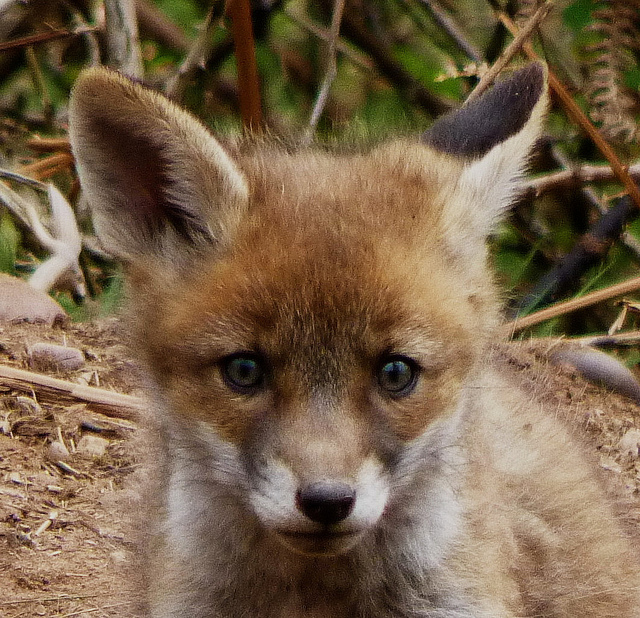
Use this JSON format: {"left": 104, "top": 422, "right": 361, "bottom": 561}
{"left": 221, "top": 354, "right": 265, "bottom": 393}
{"left": 377, "top": 356, "right": 419, "bottom": 396}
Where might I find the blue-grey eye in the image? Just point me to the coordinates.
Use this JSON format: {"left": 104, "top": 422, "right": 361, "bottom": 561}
{"left": 377, "top": 356, "right": 418, "bottom": 396}
{"left": 222, "top": 354, "right": 265, "bottom": 392}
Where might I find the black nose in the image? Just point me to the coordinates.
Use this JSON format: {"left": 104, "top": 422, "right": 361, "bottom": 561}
{"left": 296, "top": 481, "right": 356, "bottom": 525}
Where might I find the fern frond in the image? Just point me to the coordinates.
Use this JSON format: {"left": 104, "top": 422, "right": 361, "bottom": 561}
{"left": 584, "top": 0, "right": 640, "bottom": 144}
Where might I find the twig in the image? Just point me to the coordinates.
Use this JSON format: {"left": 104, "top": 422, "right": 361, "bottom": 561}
{"left": 26, "top": 137, "right": 72, "bottom": 154}
{"left": 60, "top": 603, "right": 132, "bottom": 618}
{"left": 467, "top": 1, "right": 552, "bottom": 104}
{"left": 0, "top": 364, "right": 144, "bottom": 419}
{"left": 0, "top": 26, "right": 99, "bottom": 53}
{"left": 136, "top": 0, "right": 190, "bottom": 53}
{"left": 302, "top": 0, "right": 346, "bottom": 144}
{"left": 0, "top": 594, "right": 102, "bottom": 607}
{"left": 64, "top": 1, "right": 101, "bottom": 66}
{"left": 515, "top": 196, "right": 638, "bottom": 313}
{"left": 503, "top": 275, "right": 640, "bottom": 335}
{"left": 18, "top": 152, "right": 74, "bottom": 181}
{"left": 498, "top": 10, "right": 640, "bottom": 213}
{"left": 575, "top": 330, "right": 640, "bottom": 348}
{"left": 525, "top": 162, "right": 640, "bottom": 197}
{"left": 415, "top": 0, "right": 483, "bottom": 62}
{"left": 228, "top": 0, "right": 263, "bottom": 131}
{"left": 165, "top": 5, "right": 223, "bottom": 102}
{"left": 283, "top": 7, "right": 373, "bottom": 73}
{"left": 104, "top": 0, "right": 144, "bottom": 78}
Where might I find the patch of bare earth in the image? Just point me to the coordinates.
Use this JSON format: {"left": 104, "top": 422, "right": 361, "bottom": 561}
{"left": 0, "top": 322, "right": 639, "bottom": 616}
{"left": 0, "top": 320, "right": 145, "bottom": 618}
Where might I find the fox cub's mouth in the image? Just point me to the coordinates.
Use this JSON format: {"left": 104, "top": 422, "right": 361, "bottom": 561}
{"left": 276, "top": 528, "right": 362, "bottom": 557}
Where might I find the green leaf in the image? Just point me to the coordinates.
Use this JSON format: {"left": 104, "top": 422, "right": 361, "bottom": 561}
{"left": 0, "top": 212, "right": 19, "bottom": 275}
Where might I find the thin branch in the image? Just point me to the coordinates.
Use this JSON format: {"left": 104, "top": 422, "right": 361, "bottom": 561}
{"left": 283, "top": 6, "right": 373, "bottom": 73}
{"left": 0, "top": 26, "right": 99, "bottom": 54}
{"left": 302, "top": 0, "right": 346, "bottom": 144}
{"left": 104, "top": 0, "right": 144, "bottom": 78}
{"left": 18, "top": 152, "right": 74, "bottom": 181}
{"left": 26, "top": 137, "right": 72, "bottom": 154}
{"left": 135, "top": 0, "right": 190, "bottom": 53}
{"left": 524, "top": 162, "right": 640, "bottom": 197}
{"left": 503, "top": 275, "right": 640, "bottom": 336}
{"left": 0, "top": 364, "right": 144, "bottom": 419}
{"left": 165, "top": 5, "right": 223, "bottom": 101}
{"left": 415, "top": 0, "right": 483, "bottom": 63}
{"left": 575, "top": 330, "right": 640, "bottom": 348}
{"left": 467, "top": 1, "right": 552, "bottom": 104}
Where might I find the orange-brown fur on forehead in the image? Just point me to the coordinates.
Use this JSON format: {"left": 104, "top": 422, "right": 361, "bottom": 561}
{"left": 142, "top": 141, "right": 482, "bottom": 363}
{"left": 235, "top": 140, "right": 462, "bottom": 244}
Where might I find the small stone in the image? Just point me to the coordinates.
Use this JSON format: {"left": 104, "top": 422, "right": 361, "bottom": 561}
{"left": 28, "top": 342, "right": 85, "bottom": 372}
{"left": 0, "top": 273, "right": 67, "bottom": 325}
{"left": 618, "top": 428, "right": 640, "bottom": 458}
{"left": 76, "top": 434, "right": 110, "bottom": 458}
{"left": 0, "top": 420, "right": 10, "bottom": 434}
{"left": 47, "top": 440, "right": 70, "bottom": 462}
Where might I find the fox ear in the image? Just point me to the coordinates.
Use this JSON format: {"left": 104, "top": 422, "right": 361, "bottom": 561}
{"left": 423, "top": 63, "right": 548, "bottom": 236}
{"left": 69, "top": 68, "right": 248, "bottom": 265}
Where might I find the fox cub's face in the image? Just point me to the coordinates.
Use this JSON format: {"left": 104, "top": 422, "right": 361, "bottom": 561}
{"left": 70, "top": 65, "right": 546, "bottom": 557}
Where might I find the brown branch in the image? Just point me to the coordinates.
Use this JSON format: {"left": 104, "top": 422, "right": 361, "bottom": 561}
{"left": 576, "top": 330, "right": 640, "bottom": 348}
{"left": 467, "top": 1, "right": 552, "bottom": 104}
{"left": 18, "top": 152, "right": 74, "bottom": 181}
{"left": 525, "top": 162, "right": 640, "bottom": 197}
{"left": 503, "top": 275, "right": 640, "bottom": 336}
{"left": 135, "top": 0, "right": 190, "bottom": 53}
{"left": 498, "top": 11, "right": 640, "bottom": 213}
{"left": 26, "top": 137, "right": 72, "bottom": 154}
{"left": 0, "top": 26, "right": 99, "bottom": 53}
{"left": 0, "top": 364, "right": 144, "bottom": 419}
{"left": 227, "top": 0, "right": 263, "bottom": 132}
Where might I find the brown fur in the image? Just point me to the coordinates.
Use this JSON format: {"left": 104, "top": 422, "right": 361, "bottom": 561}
{"left": 69, "top": 65, "right": 640, "bottom": 617}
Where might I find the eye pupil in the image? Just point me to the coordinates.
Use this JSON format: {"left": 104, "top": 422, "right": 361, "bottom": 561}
{"left": 223, "top": 355, "right": 264, "bottom": 391}
{"left": 378, "top": 357, "right": 417, "bottom": 395}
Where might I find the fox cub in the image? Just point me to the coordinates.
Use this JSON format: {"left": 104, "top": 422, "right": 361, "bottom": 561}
{"left": 70, "top": 64, "right": 639, "bottom": 617}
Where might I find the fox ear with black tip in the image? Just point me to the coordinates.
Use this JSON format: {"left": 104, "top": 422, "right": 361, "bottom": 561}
{"left": 423, "top": 63, "right": 548, "bottom": 240}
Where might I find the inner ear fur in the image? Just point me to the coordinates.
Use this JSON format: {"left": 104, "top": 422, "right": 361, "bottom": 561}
{"left": 69, "top": 68, "right": 249, "bottom": 263}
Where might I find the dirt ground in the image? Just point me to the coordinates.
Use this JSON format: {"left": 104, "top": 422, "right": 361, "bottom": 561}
{"left": 0, "top": 319, "right": 640, "bottom": 617}
{"left": 0, "top": 320, "right": 145, "bottom": 618}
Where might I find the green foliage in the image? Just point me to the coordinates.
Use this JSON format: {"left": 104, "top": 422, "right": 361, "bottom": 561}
{"left": 0, "top": 211, "right": 19, "bottom": 275}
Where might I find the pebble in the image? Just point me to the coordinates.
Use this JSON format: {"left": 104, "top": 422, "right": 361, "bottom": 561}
{"left": 47, "top": 440, "right": 70, "bottom": 462}
{"left": 28, "top": 342, "right": 85, "bottom": 372}
{"left": 0, "top": 273, "right": 67, "bottom": 325}
{"left": 76, "top": 434, "right": 110, "bottom": 458}
{"left": 618, "top": 428, "right": 640, "bottom": 458}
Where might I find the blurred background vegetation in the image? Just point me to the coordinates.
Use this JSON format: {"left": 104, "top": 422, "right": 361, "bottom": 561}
{"left": 0, "top": 0, "right": 639, "bottom": 345}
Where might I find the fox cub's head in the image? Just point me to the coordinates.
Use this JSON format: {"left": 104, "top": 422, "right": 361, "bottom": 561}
{"left": 70, "top": 65, "right": 547, "bottom": 557}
